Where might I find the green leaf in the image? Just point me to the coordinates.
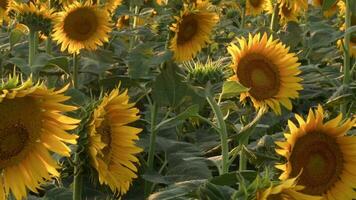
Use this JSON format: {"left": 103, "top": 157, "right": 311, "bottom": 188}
{"left": 152, "top": 63, "right": 199, "bottom": 107}
{"left": 43, "top": 188, "right": 72, "bottom": 200}
{"left": 155, "top": 104, "right": 199, "bottom": 131}
{"left": 46, "top": 56, "right": 70, "bottom": 74}
{"left": 148, "top": 180, "right": 206, "bottom": 200}
{"left": 221, "top": 81, "right": 249, "bottom": 99}
{"left": 9, "top": 29, "right": 25, "bottom": 48}
{"left": 322, "top": 0, "right": 337, "bottom": 11}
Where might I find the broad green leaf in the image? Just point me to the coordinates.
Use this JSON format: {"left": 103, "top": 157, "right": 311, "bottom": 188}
{"left": 148, "top": 180, "right": 206, "bottom": 200}
{"left": 221, "top": 81, "right": 249, "bottom": 99}
{"left": 9, "top": 29, "right": 25, "bottom": 48}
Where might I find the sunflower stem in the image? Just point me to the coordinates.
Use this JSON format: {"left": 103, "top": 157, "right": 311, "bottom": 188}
{"left": 341, "top": 0, "right": 352, "bottom": 116}
{"left": 144, "top": 103, "right": 158, "bottom": 197}
{"left": 239, "top": 136, "right": 249, "bottom": 171}
{"left": 241, "top": 7, "right": 246, "bottom": 28}
{"left": 28, "top": 29, "right": 37, "bottom": 67}
{"left": 206, "top": 94, "right": 229, "bottom": 174}
{"left": 72, "top": 53, "right": 79, "bottom": 88}
{"left": 270, "top": 2, "right": 279, "bottom": 32}
{"left": 73, "top": 153, "right": 83, "bottom": 200}
{"left": 45, "top": 35, "right": 52, "bottom": 55}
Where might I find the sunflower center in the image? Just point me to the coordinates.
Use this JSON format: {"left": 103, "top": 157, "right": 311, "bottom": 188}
{"left": 0, "top": 0, "right": 8, "bottom": 10}
{"left": 289, "top": 132, "right": 343, "bottom": 195}
{"left": 236, "top": 53, "right": 280, "bottom": 100}
{"left": 97, "top": 119, "right": 112, "bottom": 160}
{"left": 63, "top": 7, "right": 99, "bottom": 41}
{"left": 249, "top": 0, "right": 262, "bottom": 7}
{"left": 0, "top": 123, "right": 29, "bottom": 161}
{"left": 281, "top": 4, "right": 292, "bottom": 17}
{"left": 0, "top": 97, "right": 42, "bottom": 168}
{"left": 177, "top": 14, "right": 198, "bottom": 44}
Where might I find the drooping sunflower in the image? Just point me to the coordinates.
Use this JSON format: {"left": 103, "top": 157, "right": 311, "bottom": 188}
{"left": 0, "top": 74, "right": 79, "bottom": 200}
{"left": 337, "top": 1, "right": 356, "bottom": 57}
{"left": 169, "top": 2, "right": 219, "bottom": 62}
{"left": 0, "top": 0, "right": 11, "bottom": 23}
{"left": 312, "top": 0, "right": 339, "bottom": 17}
{"left": 266, "top": 0, "right": 300, "bottom": 25}
{"left": 88, "top": 88, "right": 142, "bottom": 195}
{"left": 52, "top": 1, "right": 112, "bottom": 54}
{"left": 103, "top": 0, "right": 122, "bottom": 13}
{"left": 275, "top": 105, "right": 356, "bottom": 199}
{"left": 257, "top": 177, "right": 322, "bottom": 200}
{"left": 9, "top": 1, "right": 56, "bottom": 35}
{"left": 246, "top": 0, "right": 268, "bottom": 16}
{"left": 227, "top": 33, "right": 303, "bottom": 114}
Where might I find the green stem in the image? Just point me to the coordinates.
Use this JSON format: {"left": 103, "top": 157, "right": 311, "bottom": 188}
{"left": 241, "top": 7, "right": 246, "bottom": 29}
{"left": 28, "top": 29, "right": 37, "bottom": 67}
{"left": 72, "top": 53, "right": 79, "bottom": 88}
{"left": 238, "top": 136, "right": 249, "bottom": 171}
{"left": 270, "top": 2, "right": 279, "bottom": 32}
{"left": 206, "top": 95, "right": 229, "bottom": 174}
{"left": 45, "top": 35, "right": 52, "bottom": 55}
{"left": 72, "top": 152, "right": 82, "bottom": 200}
{"left": 72, "top": 51, "right": 81, "bottom": 200}
{"left": 144, "top": 103, "right": 158, "bottom": 197}
{"left": 341, "top": 0, "right": 351, "bottom": 116}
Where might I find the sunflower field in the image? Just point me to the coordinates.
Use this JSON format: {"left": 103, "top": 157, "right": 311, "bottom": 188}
{"left": 0, "top": 0, "right": 355, "bottom": 199}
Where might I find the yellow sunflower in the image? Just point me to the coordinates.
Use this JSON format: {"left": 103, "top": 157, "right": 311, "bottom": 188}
{"left": 227, "top": 33, "right": 303, "bottom": 115}
{"left": 116, "top": 15, "right": 145, "bottom": 29}
{"left": 337, "top": 1, "right": 356, "bottom": 57}
{"left": 266, "top": 0, "right": 300, "bottom": 25}
{"left": 52, "top": 1, "right": 112, "bottom": 54}
{"left": 103, "top": 0, "right": 122, "bottom": 13}
{"left": 9, "top": 1, "right": 55, "bottom": 35}
{"left": 257, "top": 177, "right": 322, "bottom": 200}
{"left": 0, "top": 74, "right": 79, "bottom": 200}
{"left": 88, "top": 87, "right": 142, "bottom": 195}
{"left": 312, "top": 0, "right": 339, "bottom": 17}
{"left": 275, "top": 105, "right": 356, "bottom": 199}
{"left": 169, "top": 2, "right": 219, "bottom": 62}
{"left": 0, "top": 0, "right": 11, "bottom": 23}
{"left": 246, "top": 0, "right": 268, "bottom": 16}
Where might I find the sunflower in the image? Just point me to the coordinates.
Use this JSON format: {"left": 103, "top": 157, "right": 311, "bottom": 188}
{"left": 227, "top": 33, "right": 302, "bottom": 114}
{"left": 0, "top": 0, "right": 11, "bottom": 23}
{"left": 88, "top": 88, "right": 142, "bottom": 195}
{"left": 266, "top": 0, "right": 300, "bottom": 25}
{"left": 10, "top": 1, "right": 55, "bottom": 35}
{"left": 312, "top": 0, "right": 339, "bottom": 17}
{"left": 169, "top": 2, "right": 219, "bottom": 62}
{"left": 103, "top": 0, "right": 122, "bottom": 13}
{"left": 116, "top": 15, "right": 145, "bottom": 29}
{"left": 52, "top": 1, "right": 112, "bottom": 54}
{"left": 275, "top": 105, "right": 356, "bottom": 199}
{"left": 337, "top": 1, "right": 356, "bottom": 57}
{"left": 246, "top": 0, "right": 268, "bottom": 16}
{"left": 257, "top": 177, "right": 322, "bottom": 200}
{"left": 0, "top": 74, "right": 79, "bottom": 200}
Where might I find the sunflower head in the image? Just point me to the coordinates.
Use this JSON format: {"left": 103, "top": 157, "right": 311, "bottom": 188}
{"left": 10, "top": 2, "right": 55, "bottom": 35}
{"left": 0, "top": 74, "right": 80, "bottom": 200}
{"left": 278, "top": 0, "right": 300, "bottom": 25}
{"left": 246, "top": 0, "right": 268, "bottom": 16}
{"left": 312, "top": 0, "right": 339, "bottom": 17}
{"left": 257, "top": 177, "right": 322, "bottom": 200}
{"left": 275, "top": 105, "right": 356, "bottom": 199}
{"left": 169, "top": 2, "right": 219, "bottom": 62}
{"left": 52, "top": 1, "right": 112, "bottom": 54}
{"left": 102, "top": 0, "right": 122, "bottom": 13}
{"left": 227, "top": 33, "right": 302, "bottom": 115}
{"left": 88, "top": 87, "right": 142, "bottom": 195}
{"left": 183, "top": 58, "right": 227, "bottom": 87}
